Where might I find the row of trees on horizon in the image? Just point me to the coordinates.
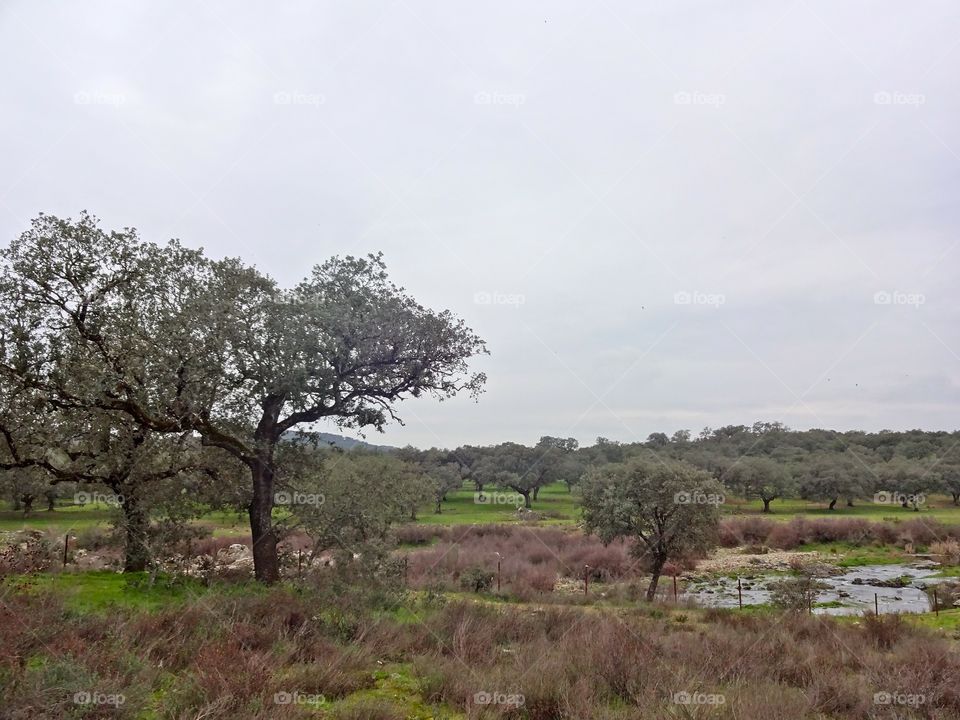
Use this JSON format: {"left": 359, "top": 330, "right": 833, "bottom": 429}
{"left": 398, "top": 422, "right": 960, "bottom": 512}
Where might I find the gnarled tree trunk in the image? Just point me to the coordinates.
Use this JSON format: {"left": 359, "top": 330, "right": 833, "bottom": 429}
{"left": 121, "top": 491, "right": 150, "bottom": 572}
{"left": 249, "top": 458, "right": 280, "bottom": 583}
{"left": 646, "top": 555, "right": 667, "bottom": 601}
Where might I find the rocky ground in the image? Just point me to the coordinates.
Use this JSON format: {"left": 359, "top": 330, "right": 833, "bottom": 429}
{"left": 694, "top": 547, "right": 825, "bottom": 573}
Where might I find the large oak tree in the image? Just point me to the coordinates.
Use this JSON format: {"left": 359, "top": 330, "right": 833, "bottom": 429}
{"left": 0, "top": 213, "right": 486, "bottom": 582}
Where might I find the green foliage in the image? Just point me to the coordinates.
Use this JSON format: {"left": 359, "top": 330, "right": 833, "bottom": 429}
{"left": 458, "top": 566, "right": 494, "bottom": 593}
{"left": 769, "top": 575, "right": 828, "bottom": 611}
{"left": 1, "top": 213, "right": 486, "bottom": 582}
{"left": 581, "top": 458, "right": 723, "bottom": 600}
{"left": 722, "top": 456, "right": 794, "bottom": 512}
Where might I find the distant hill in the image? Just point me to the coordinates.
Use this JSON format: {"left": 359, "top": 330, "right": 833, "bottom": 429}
{"left": 283, "top": 430, "right": 395, "bottom": 452}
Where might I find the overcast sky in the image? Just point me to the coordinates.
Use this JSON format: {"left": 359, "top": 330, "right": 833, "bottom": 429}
{"left": 2, "top": 1, "right": 958, "bottom": 449}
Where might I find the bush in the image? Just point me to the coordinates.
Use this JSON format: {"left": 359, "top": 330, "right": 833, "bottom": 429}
{"left": 862, "top": 612, "right": 903, "bottom": 650}
{"left": 391, "top": 524, "right": 449, "bottom": 546}
{"left": 769, "top": 576, "right": 827, "bottom": 611}
{"left": 926, "top": 580, "right": 960, "bottom": 610}
{"left": 72, "top": 526, "right": 114, "bottom": 551}
{"left": 0, "top": 532, "right": 57, "bottom": 575}
{"left": 718, "top": 517, "right": 960, "bottom": 551}
{"left": 931, "top": 540, "right": 960, "bottom": 565}
{"left": 459, "top": 566, "right": 494, "bottom": 593}
{"left": 404, "top": 524, "right": 639, "bottom": 596}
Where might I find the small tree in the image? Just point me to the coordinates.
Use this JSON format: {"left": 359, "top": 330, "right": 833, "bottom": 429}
{"left": 941, "top": 458, "right": 960, "bottom": 506}
{"left": 281, "top": 450, "right": 429, "bottom": 568}
{"left": 0, "top": 468, "right": 49, "bottom": 516}
{"left": 796, "top": 452, "right": 870, "bottom": 510}
{"left": 878, "top": 457, "right": 936, "bottom": 511}
{"left": 532, "top": 436, "right": 581, "bottom": 497}
{"left": 424, "top": 463, "right": 462, "bottom": 514}
{"left": 723, "top": 457, "right": 793, "bottom": 513}
{"left": 581, "top": 458, "right": 723, "bottom": 601}
{"left": 472, "top": 443, "right": 542, "bottom": 509}
{"left": 769, "top": 575, "right": 827, "bottom": 612}
{"left": 395, "top": 446, "right": 463, "bottom": 514}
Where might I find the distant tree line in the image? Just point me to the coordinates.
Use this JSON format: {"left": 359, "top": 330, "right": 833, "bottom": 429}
{"left": 396, "top": 422, "right": 960, "bottom": 515}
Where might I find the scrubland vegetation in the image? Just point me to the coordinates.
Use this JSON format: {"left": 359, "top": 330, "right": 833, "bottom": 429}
{"left": 5, "top": 563, "right": 960, "bottom": 719}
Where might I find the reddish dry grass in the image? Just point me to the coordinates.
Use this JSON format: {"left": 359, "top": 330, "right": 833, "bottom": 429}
{"left": 414, "top": 601, "right": 960, "bottom": 719}
{"left": 718, "top": 516, "right": 960, "bottom": 550}
{"left": 403, "top": 525, "right": 640, "bottom": 598}
{"left": 3, "top": 579, "right": 960, "bottom": 719}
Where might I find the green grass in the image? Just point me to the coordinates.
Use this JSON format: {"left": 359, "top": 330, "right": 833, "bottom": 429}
{"left": 6, "top": 487, "right": 960, "bottom": 543}
{"left": 415, "top": 482, "right": 580, "bottom": 525}
{"left": 813, "top": 600, "right": 846, "bottom": 609}
{"left": 4, "top": 571, "right": 213, "bottom": 613}
{"left": 328, "top": 664, "right": 464, "bottom": 720}
{"left": 903, "top": 608, "right": 960, "bottom": 633}
{"left": 722, "top": 495, "right": 960, "bottom": 523}
{"left": 0, "top": 504, "right": 250, "bottom": 539}
{"left": 796, "top": 542, "right": 907, "bottom": 566}
{"left": 396, "top": 487, "right": 960, "bottom": 527}
{"left": 0, "top": 504, "right": 115, "bottom": 533}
